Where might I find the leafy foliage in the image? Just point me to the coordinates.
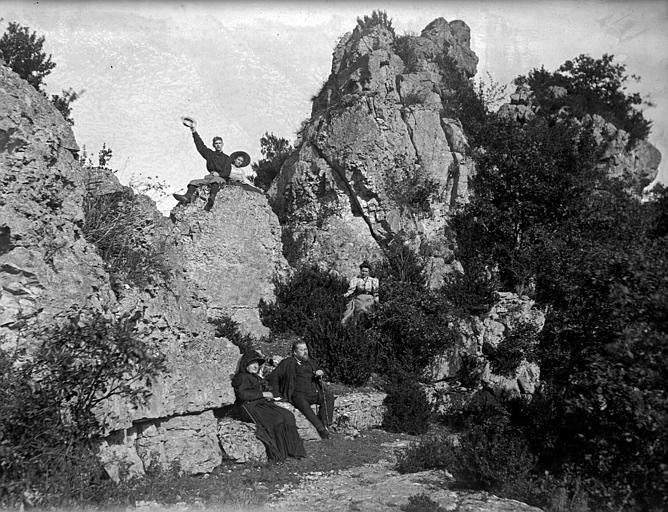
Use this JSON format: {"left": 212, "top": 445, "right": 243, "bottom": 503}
{"left": 356, "top": 10, "right": 394, "bottom": 35}
{"left": 50, "top": 87, "right": 83, "bottom": 124}
{"left": 0, "top": 21, "right": 55, "bottom": 90}
{"left": 0, "top": 308, "right": 165, "bottom": 507}
{"left": 210, "top": 315, "right": 255, "bottom": 354}
{"left": 259, "top": 266, "right": 378, "bottom": 385}
{"left": 382, "top": 372, "right": 432, "bottom": 435}
{"left": 484, "top": 321, "right": 539, "bottom": 377}
{"left": 517, "top": 54, "right": 652, "bottom": 147}
{"left": 252, "top": 132, "right": 293, "bottom": 191}
{"left": 436, "top": 49, "right": 666, "bottom": 510}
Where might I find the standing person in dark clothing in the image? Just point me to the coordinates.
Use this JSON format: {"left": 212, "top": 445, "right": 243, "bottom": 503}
{"left": 267, "top": 341, "right": 335, "bottom": 439}
{"left": 231, "top": 349, "right": 306, "bottom": 462}
{"left": 173, "top": 117, "right": 232, "bottom": 211}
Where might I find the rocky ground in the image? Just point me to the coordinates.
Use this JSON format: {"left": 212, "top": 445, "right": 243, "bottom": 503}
{"left": 120, "top": 433, "right": 543, "bottom": 512}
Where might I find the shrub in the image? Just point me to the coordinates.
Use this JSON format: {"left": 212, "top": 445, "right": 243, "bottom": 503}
{"left": 305, "top": 322, "right": 379, "bottom": 386}
{"left": 518, "top": 54, "right": 652, "bottom": 148}
{"left": 260, "top": 265, "right": 348, "bottom": 336}
{"left": 393, "top": 32, "right": 418, "bottom": 72}
{"left": 260, "top": 265, "right": 379, "bottom": 385}
{"left": 82, "top": 186, "right": 168, "bottom": 289}
{"left": 0, "top": 308, "right": 165, "bottom": 507}
{"left": 356, "top": 10, "right": 394, "bottom": 35}
{"left": 383, "top": 372, "right": 432, "bottom": 435}
{"left": 0, "top": 21, "right": 55, "bottom": 90}
{"left": 395, "top": 431, "right": 455, "bottom": 473}
{"left": 209, "top": 315, "right": 255, "bottom": 354}
{"left": 252, "top": 132, "right": 293, "bottom": 192}
{"left": 485, "top": 321, "right": 538, "bottom": 377}
{"left": 50, "top": 87, "right": 83, "bottom": 124}
{"left": 401, "top": 493, "right": 446, "bottom": 512}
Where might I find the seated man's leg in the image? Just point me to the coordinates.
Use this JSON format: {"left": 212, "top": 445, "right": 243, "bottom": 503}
{"left": 173, "top": 184, "right": 197, "bottom": 204}
{"left": 204, "top": 182, "right": 221, "bottom": 211}
{"left": 291, "top": 392, "right": 325, "bottom": 432}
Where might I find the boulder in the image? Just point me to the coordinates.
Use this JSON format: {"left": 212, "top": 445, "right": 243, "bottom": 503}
{"left": 169, "top": 183, "right": 290, "bottom": 336}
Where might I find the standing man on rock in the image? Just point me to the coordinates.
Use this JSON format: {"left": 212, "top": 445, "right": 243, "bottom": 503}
{"left": 173, "top": 117, "right": 232, "bottom": 211}
{"left": 267, "top": 341, "right": 335, "bottom": 440}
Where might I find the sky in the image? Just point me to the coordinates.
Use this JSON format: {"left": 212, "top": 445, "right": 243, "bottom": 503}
{"left": 2, "top": 0, "right": 667, "bottom": 214}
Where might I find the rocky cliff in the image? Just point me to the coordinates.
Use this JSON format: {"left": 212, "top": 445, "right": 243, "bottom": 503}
{"left": 269, "top": 18, "right": 478, "bottom": 287}
{"left": 0, "top": 61, "right": 291, "bottom": 478}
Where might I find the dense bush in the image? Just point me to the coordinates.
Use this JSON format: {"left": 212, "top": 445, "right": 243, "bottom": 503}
{"left": 518, "top": 54, "right": 652, "bottom": 148}
{"left": 438, "top": 49, "right": 667, "bottom": 510}
{"left": 484, "top": 321, "right": 538, "bottom": 377}
{"left": 260, "top": 265, "right": 379, "bottom": 385}
{"left": 210, "top": 315, "right": 255, "bottom": 354}
{"left": 382, "top": 372, "right": 432, "bottom": 435}
{"left": 0, "top": 308, "right": 165, "bottom": 507}
{"left": 260, "top": 242, "right": 459, "bottom": 389}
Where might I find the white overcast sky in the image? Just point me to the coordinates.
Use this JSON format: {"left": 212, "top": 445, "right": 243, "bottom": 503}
{"left": 2, "top": 0, "right": 667, "bottom": 213}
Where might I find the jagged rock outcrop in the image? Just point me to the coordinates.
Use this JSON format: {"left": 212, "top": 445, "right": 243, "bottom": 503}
{"left": 0, "top": 64, "right": 112, "bottom": 348}
{"left": 269, "top": 18, "right": 478, "bottom": 286}
{"left": 168, "top": 184, "right": 291, "bottom": 336}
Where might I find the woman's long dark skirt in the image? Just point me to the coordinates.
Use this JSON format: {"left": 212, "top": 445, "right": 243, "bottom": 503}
{"left": 239, "top": 400, "right": 306, "bottom": 461}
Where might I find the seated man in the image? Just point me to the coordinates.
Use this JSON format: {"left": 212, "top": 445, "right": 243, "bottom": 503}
{"left": 267, "top": 341, "right": 335, "bottom": 439}
{"left": 173, "top": 116, "right": 232, "bottom": 211}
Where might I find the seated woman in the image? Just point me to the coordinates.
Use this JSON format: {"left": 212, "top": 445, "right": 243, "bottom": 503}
{"left": 231, "top": 350, "right": 306, "bottom": 462}
{"left": 341, "top": 261, "right": 379, "bottom": 325}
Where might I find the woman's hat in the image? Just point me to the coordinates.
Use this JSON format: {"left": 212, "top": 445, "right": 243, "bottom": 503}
{"left": 230, "top": 151, "right": 251, "bottom": 168}
{"left": 181, "top": 116, "right": 196, "bottom": 128}
{"left": 239, "top": 349, "right": 266, "bottom": 370}
{"left": 359, "top": 260, "right": 372, "bottom": 270}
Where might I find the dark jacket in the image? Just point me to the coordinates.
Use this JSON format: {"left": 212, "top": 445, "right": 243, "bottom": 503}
{"left": 192, "top": 132, "right": 232, "bottom": 177}
{"left": 267, "top": 356, "right": 322, "bottom": 401}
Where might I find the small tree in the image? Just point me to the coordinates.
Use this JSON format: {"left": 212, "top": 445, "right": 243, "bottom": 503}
{"left": 518, "top": 54, "right": 652, "bottom": 147}
{"left": 98, "top": 143, "right": 113, "bottom": 167}
{"left": 252, "top": 132, "right": 293, "bottom": 191}
{"left": 50, "top": 87, "right": 83, "bottom": 124}
{"left": 0, "top": 21, "right": 56, "bottom": 90}
{"left": 356, "top": 10, "right": 395, "bottom": 35}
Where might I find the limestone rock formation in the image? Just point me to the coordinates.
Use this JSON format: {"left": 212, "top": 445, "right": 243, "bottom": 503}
{"left": 169, "top": 184, "right": 290, "bottom": 337}
{"left": 0, "top": 63, "right": 112, "bottom": 348}
{"left": 269, "top": 18, "right": 478, "bottom": 285}
{"left": 0, "top": 62, "right": 249, "bottom": 478}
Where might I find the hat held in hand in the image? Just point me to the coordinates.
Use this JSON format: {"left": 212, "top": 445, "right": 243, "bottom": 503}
{"left": 181, "top": 116, "right": 196, "bottom": 128}
{"left": 230, "top": 151, "right": 251, "bottom": 167}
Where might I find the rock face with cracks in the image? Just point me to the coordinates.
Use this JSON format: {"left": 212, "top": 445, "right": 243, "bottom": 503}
{"left": 168, "top": 183, "right": 290, "bottom": 338}
{"left": 269, "top": 18, "right": 478, "bottom": 287}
